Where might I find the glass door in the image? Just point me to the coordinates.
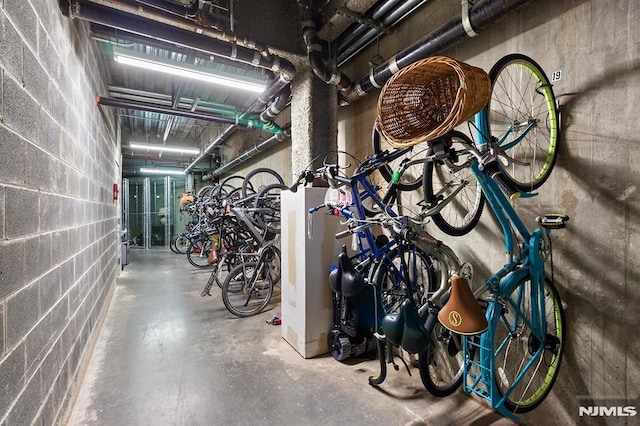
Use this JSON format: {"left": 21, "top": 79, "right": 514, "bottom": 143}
{"left": 125, "top": 176, "right": 185, "bottom": 248}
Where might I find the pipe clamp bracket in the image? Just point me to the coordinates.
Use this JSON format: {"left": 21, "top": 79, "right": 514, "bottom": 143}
{"left": 462, "top": 0, "right": 478, "bottom": 37}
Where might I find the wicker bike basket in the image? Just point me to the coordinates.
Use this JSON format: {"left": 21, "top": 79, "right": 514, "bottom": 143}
{"left": 376, "top": 56, "right": 491, "bottom": 147}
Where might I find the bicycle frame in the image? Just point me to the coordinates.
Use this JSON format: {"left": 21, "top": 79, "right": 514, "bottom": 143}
{"left": 462, "top": 108, "right": 554, "bottom": 421}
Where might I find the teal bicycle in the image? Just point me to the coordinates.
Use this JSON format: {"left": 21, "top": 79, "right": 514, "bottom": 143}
{"left": 376, "top": 54, "right": 567, "bottom": 420}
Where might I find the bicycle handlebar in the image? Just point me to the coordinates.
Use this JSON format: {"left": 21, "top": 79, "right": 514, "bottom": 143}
{"left": 482, "top": 161, "right": 521, "bottom": 200}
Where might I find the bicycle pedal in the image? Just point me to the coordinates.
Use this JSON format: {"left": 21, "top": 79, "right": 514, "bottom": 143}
{"left": 539, "top": 213, "right": 569, "bottom": 229}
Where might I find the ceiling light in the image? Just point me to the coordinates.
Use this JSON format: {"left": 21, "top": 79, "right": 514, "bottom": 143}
{"left": 113, "top": 48, "right": 266, "bottom": 93}
{"left": 140, "top": 168, "right": 186, "bottom": 176}
{"left": 128, "top": 142, "right": 200, "bottom": 155}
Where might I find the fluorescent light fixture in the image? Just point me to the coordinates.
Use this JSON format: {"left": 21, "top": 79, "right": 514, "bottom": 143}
{"left": 140, "top": 168, "right": 186, "bottom": 176}
{"left": 129, "top": 142, "right": 200, "bottom": 155}
{"left": 113, "top": 48, "right": 266, "bottom": 93}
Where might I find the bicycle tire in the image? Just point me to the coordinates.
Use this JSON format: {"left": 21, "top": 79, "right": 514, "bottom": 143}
{"left": 212, "top": 183, "right": 236, "bottom": 200}
{"left": 186, "top": 239, "right": 214, "bottom": 268}
{"left": 242, "top": 168, "right": 284, "bottom": 199}
{"left": 197, "top": 185, "right": 216, "bottom": 198}
{"left": 172, "top": 234, "right": 190, "bottom": 254}
{"left": 169, "top": 234, "right": 180, "bottom": 254}
{"left": 253, "top": 183, "right": 287, "bottom": 234}
{"left": 359, "top": 182, "right": 400, "bottom": 218}
{"left": 215, "top": 175, "right": 246, "bottom": 199}
{"left": 373, "top": 245, "right": 437, "bottom": 315}
{"left": 492, "top": 276, "right": 565, "bottom": 413}
{"left": 488, "top": 54, "right": 560, "bottom": 191}
{"left": 262, "top": 245, "right": 281, "bottom": 285}
{"left": 418, "top": 322, "right": 468, "bottom": 397}
{"left": 423, "top": 131, "right": 485, "bottom": 236}
{"left": 222, "top": 261, "right": 274, "bottom": 317}
{"left": 371, "top": 124, "right": 425, "bottom": 192}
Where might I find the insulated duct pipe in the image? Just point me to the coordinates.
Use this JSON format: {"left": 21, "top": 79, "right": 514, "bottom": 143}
{"left": 96, "top": 96, "right": 286, "bottom": 134}
{"left": 340, "top": 0, "right": 536, "bottom": 104}
{"left": 260, "top": 86, "right": 291, "bottom": 123}
{"left": 210, "top": 132, "right": 290, "bottom": 177}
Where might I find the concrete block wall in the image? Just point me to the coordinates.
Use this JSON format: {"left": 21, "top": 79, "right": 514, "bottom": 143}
{"left": 0, "top": 1, "right": 119, "bottom": 424}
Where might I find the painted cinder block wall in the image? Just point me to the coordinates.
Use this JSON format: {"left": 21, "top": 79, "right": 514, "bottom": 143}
{"left": 0, "top": 0, "right": 120, "bottom": 424}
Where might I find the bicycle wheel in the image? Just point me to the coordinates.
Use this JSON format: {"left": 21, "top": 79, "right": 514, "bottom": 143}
{"left": 242, "top": 168, "right": 284, "bottom": 199}
{"left": 488, "top": 54, "right": 559, "bottom": 191}
{"left": 423, "top": 131, "right": 485, "bottom": 236}
{"left": 262, "top": 245, "right": 281, "bottom": 285}
{"left": 172, "top": 234, "right": 190, "bottom": 254}
{"left": 418, "top": 323, "right": 467, "bottom": 397}
{"left": 169, "top": 234, "right": 180, "bottom": 253}
{"left": 253, "top": 183, "right": 287, "bottom": 234}
{"left": 186, "top": 239, "right": 214, "bottom": 268}
{"left": 359, "top": 180, "right": 401, "bottom": 218}
{"left": 222, "top": 262, "right": 274, "bottom": 317}
{"left": 371, "top": 124, "right": 427, "bottom": 192}
{"left": 492, "top": 276, "right": 565, "bottom": 413}
{"left": 374, "top": 245, "right": 436, "bottom": 315}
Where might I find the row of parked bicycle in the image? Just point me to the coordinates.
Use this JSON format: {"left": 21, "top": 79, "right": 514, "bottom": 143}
{"left": 169, "top": 167, "right": 286, "bottom": 317}
{"left": 171, "top": 54, "right": 567, "bottom": 421}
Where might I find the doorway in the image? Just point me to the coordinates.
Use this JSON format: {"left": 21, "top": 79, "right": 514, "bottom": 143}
{"left": 123, "top": 176, "right": 185, "bottom": 248}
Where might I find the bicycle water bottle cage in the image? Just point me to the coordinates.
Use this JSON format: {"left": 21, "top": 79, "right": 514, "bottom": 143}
{"left": 438, "top": 275, "right": 488, "bottom": 336}
{"left": 539, "top": 213, "right": 570, "bottom": 229}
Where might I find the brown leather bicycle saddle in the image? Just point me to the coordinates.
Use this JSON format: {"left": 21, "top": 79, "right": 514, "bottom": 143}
{"left": 438, "top": 275, "right": 488, "bottom": 336}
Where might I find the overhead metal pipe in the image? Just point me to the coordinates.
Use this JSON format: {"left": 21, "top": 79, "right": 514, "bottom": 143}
{"left": 210, "top": 132, "right": 290, "bottom": 177}
{"left": 302, "top": 20, "right": 352, "bottom": 94}
{"left": 78, "top": 0, "right": 270, "bottom": 56}
{"left": 66, "top": 1, "right": 296, "bottom": 80}
{"left": 91, "top": 25, "right": 257, "bottom": 73}
{"left": 335, "top": 0, "right": 403, "bottom": 50}
{"left": 96, "top": 96, "right": 286, "bottom": 134}
{"left": 336, "top": 0, "right": 428, "bottom": 66}
{"left": 184, "top": 124, "right": 238, "bottom": 173}
{"left": 260, "top": 86, "right": 291, "bottom": 123}
{"left": 340, "top": 0, "right": 536, "bottom": 104}
{"left": 133, "top": 0, "right": 199, "bottom": 20}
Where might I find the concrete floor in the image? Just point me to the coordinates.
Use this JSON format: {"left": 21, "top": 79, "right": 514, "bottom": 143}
{"left": 66, "top": 249, "right": 524, "bottom": 426}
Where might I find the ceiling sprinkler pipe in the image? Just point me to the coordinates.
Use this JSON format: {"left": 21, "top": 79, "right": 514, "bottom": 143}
{"left": 340, "top": 0, "right": 537, "bottom": 104}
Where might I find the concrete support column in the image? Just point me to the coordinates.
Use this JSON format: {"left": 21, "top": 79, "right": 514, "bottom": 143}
{"left": 290, "top": 62, "right": 338, "bottom": 174}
